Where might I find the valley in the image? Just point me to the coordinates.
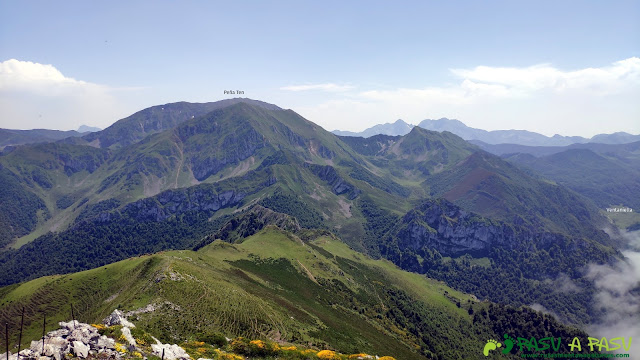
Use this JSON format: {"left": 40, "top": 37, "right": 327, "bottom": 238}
{"left": 1, "top": 98, "right": 637, "bottom": 359}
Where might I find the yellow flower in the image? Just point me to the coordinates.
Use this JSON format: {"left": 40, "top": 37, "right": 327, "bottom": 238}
{"left": 197, "top": 347, "right": 208, "bottom": 354}
{"left": 281, "top": 345, "right": 296, "bottom": 351}
{"left": 90, "top": 324, "right": 106, "bottom": 330}
{"left": 378, "top": 357, "right": 396, "bottom": 360}
{"left": 349, "top": 354, "right": 372, "bottom": 359}
{"left": 132, "top": 351, "right": 143, "bottom": 358}
{"left": 249, "top": 339, "right": 266, "bottom": 349}
{"left": 114, "top": 342, "right": 127, "bottom": 353}
{"left": 317, "top": 350, "right": 338, "bottom": 359}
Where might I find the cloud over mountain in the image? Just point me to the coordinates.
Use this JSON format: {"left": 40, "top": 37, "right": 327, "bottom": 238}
{"left": 0, "top": 59, "right": 133, "bottom": 130}
{"left": 294, "top": 58, "right": 640, "bottom": 137}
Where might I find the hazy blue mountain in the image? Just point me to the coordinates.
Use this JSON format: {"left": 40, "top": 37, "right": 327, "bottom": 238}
{"left": 77, "top": 125, "right": 102, "bottom": 133}
{"left": 0, "top": 128, "right": 84, "bottom": 149}
{"left": 420, "top": 118, "right": 640, "bottom": 145}
{"left": 335, "top": 117, "right": 640, "bottom": 146}
{"left": 503, "top": 147, "right": 640, "bottom": 210}
{"left": 332, "top": 119, "right": 414, "bottom": 137}
{"left": 472, "top": 139, "right": 640, "bottom": 162}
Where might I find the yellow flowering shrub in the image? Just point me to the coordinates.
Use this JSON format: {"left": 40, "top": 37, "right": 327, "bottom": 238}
{"left": 90, "top": 324, "right": 106, "bottom": 330}
{"left": 281, "top": 345, "right": 297, "bottom": 351}
{"left": 249, "top": 339, "right": 266, "bottom": 349}
{"left": 317, "top": 350, "right": 338, "bottom": 359}
{"left": 114, "top": 343, "right": 127, "bottom": 353}
{"left": 131, "top": 351, "right": 143, "bottom": 358}
{"left": 378, "top": 357, "right": 396, "bottom": 360}
{"left": 349, "top": 354, "right": 372, "bottom": 359}
{"left": 214, "top": 348, "right": 244, "bottom": 360}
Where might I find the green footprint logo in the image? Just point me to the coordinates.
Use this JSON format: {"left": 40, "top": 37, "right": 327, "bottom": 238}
{"left": 502, "top": 334, "right": 515, "bottom": 354}
{"left": 483, "top": 339, "right": 502, "bottom": 356}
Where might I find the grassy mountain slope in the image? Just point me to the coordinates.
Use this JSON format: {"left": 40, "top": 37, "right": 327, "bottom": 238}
{"left": 0, "top": 101, "right": 367, "bottom": 248}
{"left": 79, "top": 98, "right": 281, "bottom": 149}
{"left": 504, "top": 148, "right": 640, "bottom": 210}
{"left": 425, "top": 151, "right": 613, "bottom": 245}
{"left": 2, "top": 100, "right": 612, "bottom": 253}
{"left": 379, "top": 198, "right": 619, "bottom": 326}
{"left": 0, "top": 143, "right": 112, "bottom": 247}
{"left": 0, "top": 226, "right": 591, "bottom": 359}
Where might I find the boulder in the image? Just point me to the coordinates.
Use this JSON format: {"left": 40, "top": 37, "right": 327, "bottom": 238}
{"left": 120, "top": 327, "right": 137, "bottom": 347}
{"left": 72, "top": 341, "right": 89, "bottom": 358}
{"left": 102, "top": 309, "right": 136, "bottom": 328}
{"left": 151, "top": 343, "right": 190, "bottom": 360}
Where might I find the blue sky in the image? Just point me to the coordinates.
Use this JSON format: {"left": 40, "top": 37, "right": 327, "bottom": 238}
{"left": 1, "top": 0, "right": 638, "bottom": 136}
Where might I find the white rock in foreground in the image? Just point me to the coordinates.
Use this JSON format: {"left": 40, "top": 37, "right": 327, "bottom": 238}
{"left": 151, "top": 343, "right": 191, "bottom": 360}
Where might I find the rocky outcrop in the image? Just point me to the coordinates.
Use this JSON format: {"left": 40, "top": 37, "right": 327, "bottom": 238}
{"left": 194, "top": 204, "right": 302, "bottom": 248}
{"left": 151, "top": 342, "right": 190, "bottom": 360}
{"left": 0, "top": 310, "right": 191, "bottom": 360}
{"left": 126, "top": 189, "right": 247, "bottom": 222}
{"left": 88, "top": 169, "right": 277, "bottom": 225}
{"left": 190, "top": 127, "right": 265, "bottom": 181}
{"left": 58, "top": 149, "right": 111, "bottom": 175}
{"left": 103, "top": 309, "right": 135, "bottom": 328}
{"left": 388, "top": 198, "right": 602, "bottom": 258}
{"left": 2, "top": 320, "right": 116, "bottom": 360}
{"left": 304, "top": 163, "right": 361, "bottom": 199}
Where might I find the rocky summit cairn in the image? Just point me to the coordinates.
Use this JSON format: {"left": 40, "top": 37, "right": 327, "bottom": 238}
{"left": 0, "top": 309, "right": 191, "bottom": 360}
{"left": 1, "top": 320, "right": 116, "bottom": 360}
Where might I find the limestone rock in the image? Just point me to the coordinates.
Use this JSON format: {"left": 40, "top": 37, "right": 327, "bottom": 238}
{"left": 102, "top": 309, "right": 136, "bottom": 328}
{"left": 72, "top": 341, "right": 89, "bottom": 358}
{"left": 151, "top": 343, "right": 190, "bottom": 360}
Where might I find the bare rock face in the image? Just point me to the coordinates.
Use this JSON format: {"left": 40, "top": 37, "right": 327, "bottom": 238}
{"left": 102, "top": 309, "right": 136, "bottom": 328}
{"left": 151, "top": 343, "right": 191, "bottom": 360}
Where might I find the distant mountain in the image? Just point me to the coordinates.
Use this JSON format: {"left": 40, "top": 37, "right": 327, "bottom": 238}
{"left": 503, "top": 146, "right": 640, "bottom": 211}
{"left": 0, "top": 128, "right": 84, "bottom": 149}
{"left": 332, "top": 119, "right": 414, "bottom": 137}
{"left": 0, "top": 98, "right": 624, "bottom": 335}
{"left": 77, "top": 125, "right": 102, "bottom": 133}
{"left": 472, "top": 140, "right": 640, "bottom": 210}
{"left": 470, "top": 139, "right": 640, "bottom": 158}
{"left": 418, "top": 118, "right": 640, "bottom": 146}
{"left": 334, "top": 117, "right": 640, "bottom": 146}
{"left": 77, "top": 98, "right": 282, "bottom": 149}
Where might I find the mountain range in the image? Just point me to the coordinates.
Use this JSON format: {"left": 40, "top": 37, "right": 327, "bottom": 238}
{"left": 333, "top": 118, "right": 640, "bottom": 146}
{"left": 0, "top": 98, "right": 636, "bottom": 358}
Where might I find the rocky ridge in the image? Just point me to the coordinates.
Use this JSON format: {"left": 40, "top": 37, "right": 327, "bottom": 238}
{"left": 1, "top": 310, "right": 191, "bottom": 360}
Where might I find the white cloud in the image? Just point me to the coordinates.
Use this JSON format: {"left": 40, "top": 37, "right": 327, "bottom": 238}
{"left": 0, "top": 59, "right": 135, "bottom": 130}
{"left": 451, "top": 57, "right": 640, "bottom": 96}
{"left": 586, "top": 250, "right": 640, "bottom": 354}
{"left": 296, "top": 58, "right": 640, "bottom": 136}
{"left": 0, "top": 59, "right": 89, "bottom": 93}
{"left": 280, "top": 83, "right": 355, "bottom": 92}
